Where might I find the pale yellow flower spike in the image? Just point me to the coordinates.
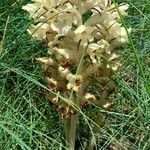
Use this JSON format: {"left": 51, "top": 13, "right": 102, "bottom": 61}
{"left": 23, "top": 0, "right": 130, "bottom": 149}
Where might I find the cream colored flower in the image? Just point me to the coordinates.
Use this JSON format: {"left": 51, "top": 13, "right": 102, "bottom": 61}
{"left": 74, "top": 25, "right": 94, "bottom": 46}
{"left": 22, "top": 3, "right": 40, "bottom": 18}
{"left": 84, "top": 93, "right": 96, "bottom": 102}
{"left": 27, "top": 23, "right": 51, "bottom": 40}
{"left": 97, "top": 39, "right": 111, "bottom": 54}
{"left": 40, "top": 8, "right": 59, "bottom": 23}
{"left": 60, "top": 3, "right": 82, "bottom": 25}
{"left": 86, "top": 39, "right": 111, "bottom": 63}
{"left": 22, "top": 0, "right": 58, "bottom": 19}
{"left": 50, "top": 4, "right": 82, "bottom": 37}
{"left": 108, "top": 3, "right": 129, "bottom": 19}
{"left": 35, "top": 57, "right": 54, "bottom": 65}
{"left": 58, "top": 66, "right": 70, "bottom": 78}
{"left": 80, "top": 92, "right": 96, "bottom": 106}
{"left": 46, "top": 77, "right": 58, "bottom": 89}
{"left": 86, "top": 43, "right": 102, "bottom": 63}
{"left": 53, "top": 47, "right": 78, "bottom": 62}
{"left": 53, "top": 47, "right": 70, "bottom": 60}
{"left": 108, "top": 53, "right": 119, "bottom": 61}
{"left": 66, "top": 74, "right": 83, "bottom": 92}
{"left": 109, "top": 27, "right": 130, "bottom": 48}
{"left": 50, "top": 22, "right": 71, "bottom": 37}
{"left": 118, "top": 3, "right": 129, "bottom": 15}
{"left": 68, "top": 1, "right": 87, "bottom": 15}
{"left": 85, "top": 11, "right": 108, "bottom": 26}
{"left": 35, "top": 57, "right": 56, "bottom": 71}
{"left": 107, "top": 62, "right": 121, "bottom": 71}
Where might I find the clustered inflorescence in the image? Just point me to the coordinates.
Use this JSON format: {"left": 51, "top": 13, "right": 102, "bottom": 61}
{"left": 23, "top": 0, "right": 130, "bottom": 118}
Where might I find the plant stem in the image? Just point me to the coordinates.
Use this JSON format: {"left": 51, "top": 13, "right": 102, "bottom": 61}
{"left": 67, "top": 47, "right": 84, "bottom": 149}
{"left": 63, "top": 117, "right": 71, "bottom": 145}
{"left": 68, "top": 112, "right": 79, "bottom": 150}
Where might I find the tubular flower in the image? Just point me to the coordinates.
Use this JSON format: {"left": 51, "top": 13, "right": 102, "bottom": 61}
{"left": 66, "top": 74, "right": 83, "bottom": 92}
{"left": 23, "top": 0, "right": 130, "bottom": 118}
{"left": 74, "top": 25, "right": 94, "bottom": 46}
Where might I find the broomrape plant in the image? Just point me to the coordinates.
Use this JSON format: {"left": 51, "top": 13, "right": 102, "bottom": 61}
{"left": 22, "top": 0, "right": 130, "bottom": 149}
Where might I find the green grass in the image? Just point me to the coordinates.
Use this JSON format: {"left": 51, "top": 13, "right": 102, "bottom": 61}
{"left": 0, "top": 0, "right": 150, "bottom": 149}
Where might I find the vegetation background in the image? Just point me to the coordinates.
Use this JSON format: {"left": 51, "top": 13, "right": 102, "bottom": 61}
{"left": 0, "top": 0, "right": 150, "bottom": 149}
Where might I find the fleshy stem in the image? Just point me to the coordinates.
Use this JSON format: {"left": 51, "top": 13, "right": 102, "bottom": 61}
{"left": 66, "top": 42, "right": 87, "bottom": 150}
{"left": 63, "top": 117, "right": 71, "bottom": 146}
{"left": 67, "top": 83, "right": 84, "bottom": 150}
{"left": 68, "top": 112, "right": 80, "bottom": 150}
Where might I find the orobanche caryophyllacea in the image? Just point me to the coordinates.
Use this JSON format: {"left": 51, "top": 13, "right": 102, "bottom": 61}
{"left": 22, "top": 0, "right": 130, "bottom": 149}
